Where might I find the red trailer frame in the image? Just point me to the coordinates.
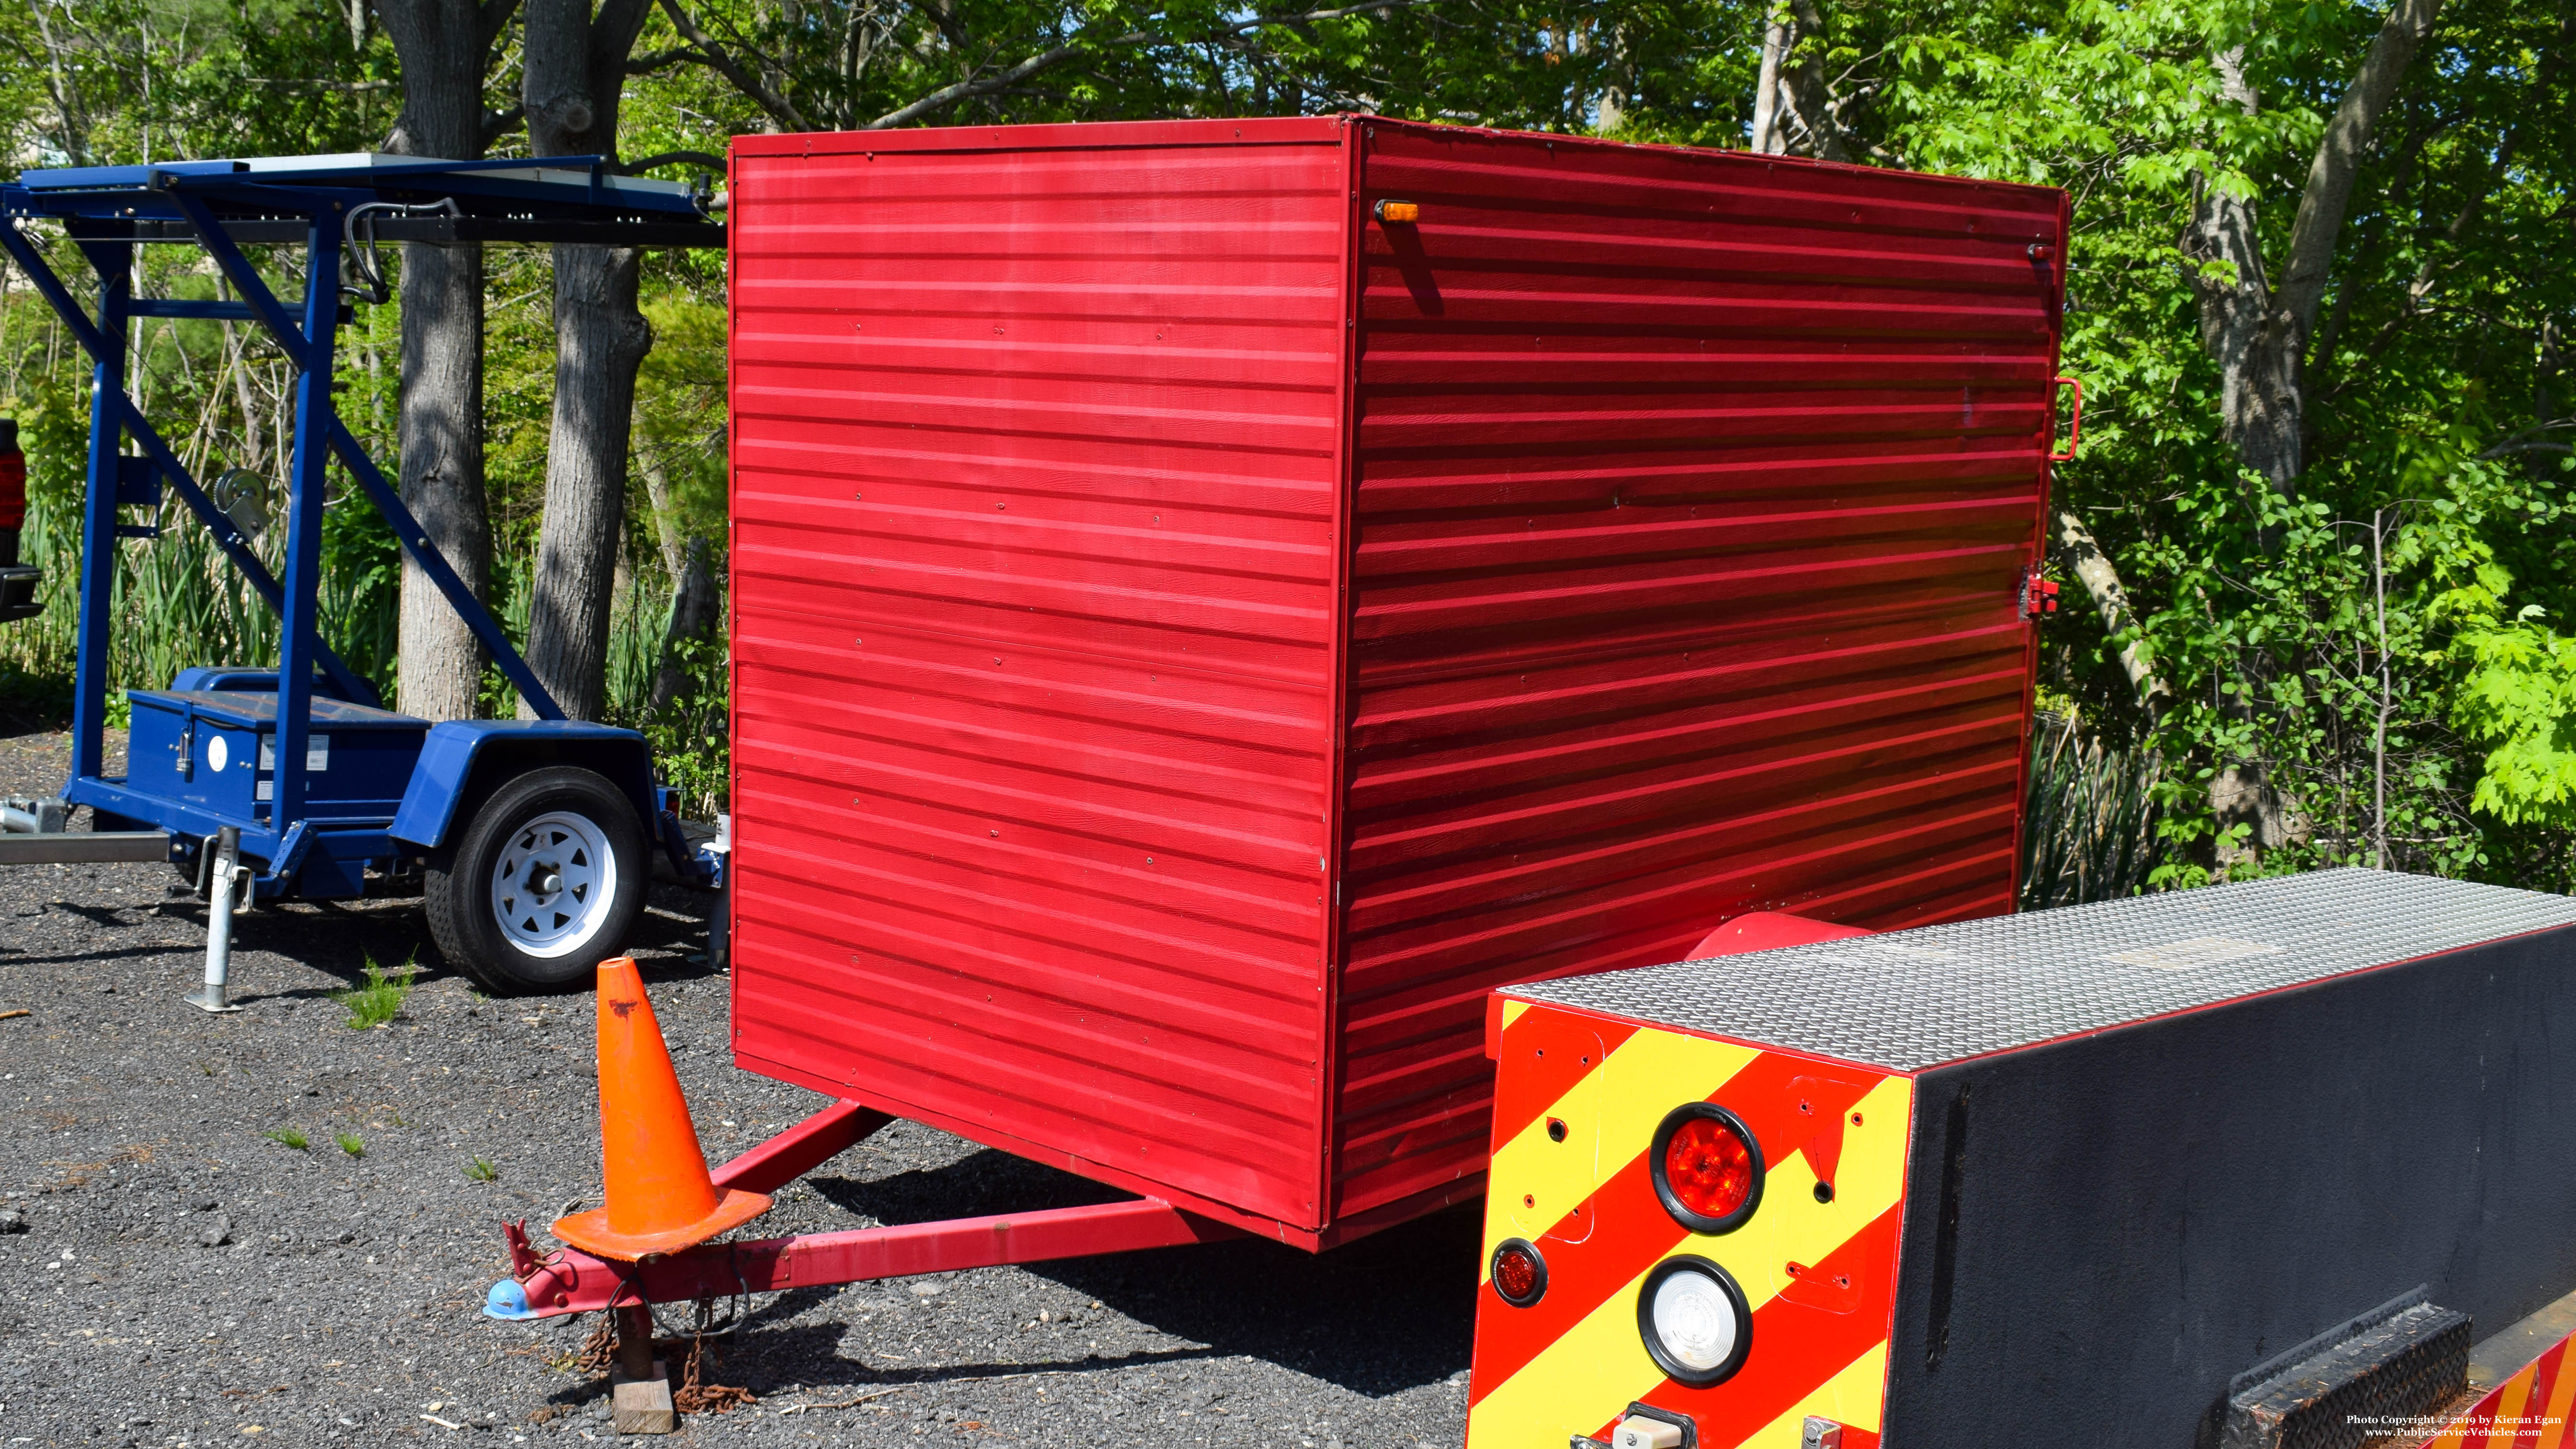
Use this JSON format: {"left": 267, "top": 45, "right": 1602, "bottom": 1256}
{"left": 496, "top": 1100, "right": 1246, "bottom": 1318}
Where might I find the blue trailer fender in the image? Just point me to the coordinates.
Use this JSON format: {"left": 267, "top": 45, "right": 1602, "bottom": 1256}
{"left": 389, "top": 721, "right": 656, "bottom": 851}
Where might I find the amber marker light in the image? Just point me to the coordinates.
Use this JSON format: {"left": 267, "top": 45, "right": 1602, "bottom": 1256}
{"left": 1374, "top": 199, "right": 1421, "bottom": 223}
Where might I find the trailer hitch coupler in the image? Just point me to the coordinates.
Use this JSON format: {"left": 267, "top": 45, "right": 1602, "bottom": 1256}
{"left": 482, "top": 1256, "right": 578, "bottom": 1320}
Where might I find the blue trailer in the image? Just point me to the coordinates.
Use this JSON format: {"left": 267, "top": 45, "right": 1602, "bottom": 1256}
{"left": 0, "top": 153, "right": 726, "bottom": 999}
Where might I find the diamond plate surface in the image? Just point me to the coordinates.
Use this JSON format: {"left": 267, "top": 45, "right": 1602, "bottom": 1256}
{"left": 1509, "top": 869, "right": 2576, "bottom": 1071}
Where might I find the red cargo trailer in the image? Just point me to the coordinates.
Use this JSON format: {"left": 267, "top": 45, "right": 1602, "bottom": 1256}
{"left": 721, "top": 116, "right": 2072, "bottom": 1251}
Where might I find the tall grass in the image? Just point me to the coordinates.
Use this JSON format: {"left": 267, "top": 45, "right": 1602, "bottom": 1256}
{"left": 474, "top": 548, "right": 711, "bottom": 716}
{"left": 475, "top": 551, "right": 674, "bottom": 716}
{"left": 0, "top": 486, "right": 396, "bottom": 715}
{"left": 2020, "top": 710, "right": 2166, "bottom": 909}
{"left": 607, "top": 562, "right": 665, "bottom": 714}
{"left": 0, "top": 485, "right": 705, "bottom": 770}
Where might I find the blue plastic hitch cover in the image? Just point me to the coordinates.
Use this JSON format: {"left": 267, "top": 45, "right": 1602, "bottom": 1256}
{"left": 482, "top": 1276, "right": 538, "bottom": 1321}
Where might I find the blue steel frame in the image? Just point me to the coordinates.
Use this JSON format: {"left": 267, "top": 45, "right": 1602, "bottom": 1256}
{"left": 0, "top": 156, "right": 716, "bottom": 887}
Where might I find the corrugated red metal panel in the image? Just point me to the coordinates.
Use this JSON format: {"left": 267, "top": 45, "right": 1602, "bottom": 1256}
{"left": 726, "top": 123, "right": 1351, "bottom": 1229}
{"left": 1326, "top": 120, "right": 2065, "bottom": 1222}
{"left": 724, "top": 117, "right": 2065, "bottom": 1244}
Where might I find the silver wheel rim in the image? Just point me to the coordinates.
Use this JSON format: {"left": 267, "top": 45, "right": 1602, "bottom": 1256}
{"left": 488, "top": 809, "right": 618, "bottom": 959}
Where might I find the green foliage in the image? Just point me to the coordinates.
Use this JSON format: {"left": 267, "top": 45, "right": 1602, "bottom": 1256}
{"left": 463, "top": 1156, "right": 499, "bottom": 1183}
{"left": 332, "top": 955, "right": 415, "bottom": 1031}
{"left": 264, "top": 1126, "right": 309, "bottom": 1151}
{"left": 335, "top": 1131, "right": 365, "bottom": 1159}
{"left": 0, "top": 3, "right": 701, "bottom": 742}
{"left": 631, "top": 2, "right": 1770, "bottom": 141}
{"left": 1841, "top": 0, "right": 2576, "bottom": 888}
{"left": 0, "top": 0, "right": 399, "bottom": 168}
{"left": 2453, "top": 626, "right": 2576, "bottom": 827}
{"left": 634, "top": 293, "right": 728, "bottom": 551}
{"left": 0, "top": 200, "right": 404, "bottom": 706}
{"left": 645, "top": 624, "right": 730, "bottom": 820}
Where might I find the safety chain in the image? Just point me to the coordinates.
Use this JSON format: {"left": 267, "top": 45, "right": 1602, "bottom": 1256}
{"left": 556, "top": 1249, "right": 759, "bottom": 1412}
{"left": 672, "top": 1333, "right": 755, "bottom": 1414}
{"left": 563, "top": 1322, "right": 616, "bottom": 1376}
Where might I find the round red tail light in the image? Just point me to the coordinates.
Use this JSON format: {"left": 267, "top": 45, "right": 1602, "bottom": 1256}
{"left": 1651, "top": 1102, "right": 1765, "bottom": 1233}
{"left": 1490, "top": 1237, "right": 1547, "bottom": 1307}
{"left": 1669, "top": 1118, "right": 1753, "bottom": 1213}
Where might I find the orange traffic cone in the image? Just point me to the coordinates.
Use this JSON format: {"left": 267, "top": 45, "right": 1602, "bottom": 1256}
{"left": 550, "top": 958, "right": 770, "bottom": 1261}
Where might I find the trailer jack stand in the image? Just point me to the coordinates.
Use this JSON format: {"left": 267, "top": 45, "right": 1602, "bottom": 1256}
{"left": 610, "top": 1301, "right": 675, "bottom": 1435}
{"left": 185, "top": 826, "right": 247, "bottom": 1013}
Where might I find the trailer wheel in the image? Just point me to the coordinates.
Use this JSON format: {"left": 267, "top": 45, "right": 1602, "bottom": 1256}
{"left": 425, "top": 765, "right": 647, "bottom": 995}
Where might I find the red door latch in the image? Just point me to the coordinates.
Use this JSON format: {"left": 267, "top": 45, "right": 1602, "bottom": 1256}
{"left": 2021, "top": 570, "right": 2059, "bottom": 619}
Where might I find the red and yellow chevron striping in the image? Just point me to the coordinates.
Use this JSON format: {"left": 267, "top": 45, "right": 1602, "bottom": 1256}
{"left": 1470, "top": 998, "right": 1913, "bottom": 1449}
{"left": 2413, "top": 1331, "right": 2576, "bottom": 1449}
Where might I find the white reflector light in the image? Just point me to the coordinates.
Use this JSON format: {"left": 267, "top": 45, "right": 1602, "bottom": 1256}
{"left": 1651, "top": 1270, "right": 1737, "bottom": 1369}
{"left": 1636, "top": 1256, "right": 1752, "bottom": 1385}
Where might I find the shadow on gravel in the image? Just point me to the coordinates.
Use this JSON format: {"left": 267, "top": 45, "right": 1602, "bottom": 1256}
{"left": 39, "top": 901, "right": 153, "bottom": 928}
{"left": 814, "top": 1147, "right": 1135, "bottom": 1223}
{"left": 156, "top": 884, "right": 716, "bottom": 993}
{"left": 730, "top": 1335, "right": 1226, "bottom": 1396}
{"left": 566, "top": 1327, "right": 1231, "bottom": 1411}
{"left": 0, "top": 938, "right": 195, "bottom": 962}
{"left": 1041, "top": 1210, "right": 1484, "bottom": 1397}
{"left": 806, "top": 1146, "right": 1481, "bottom": 1398}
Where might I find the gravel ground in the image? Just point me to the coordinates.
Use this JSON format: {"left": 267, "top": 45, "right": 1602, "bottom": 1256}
{"left": 0, "top": 724, "right": 1480, "bottom": 1449}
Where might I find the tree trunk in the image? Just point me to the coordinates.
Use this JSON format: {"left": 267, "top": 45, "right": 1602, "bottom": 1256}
{"left": 29, "top": 5, "right": 97, "bottom": 168}
{"left": 2186, "top": 4, "right": 2443, "bottom": 502}
{"left": 393, "top": 243, "right": 493, "bottom": 720}
{"left": 376, "top": 0, "right": 511, "bottom": 720}
{"left": 651, "top": 535, "right": 718, "bottom": 714}
{"left": 2539, "top": 317, "right": 2564, "bottom": 480}
{"left": 520, "top": 0, "right": 655, "bottom": 721}
{"left": 520, "top": 243, "right": 648, "bottom": 721}
{"left": 1749, "top": 5, "right": 1786, "bottom": 153}
{"left": 1775, "top": 0, "right": 1853, "bottom": 162}
{"left": 635, "top": 441, "right": 687, "bottom": 585}
{"left": 2053, "top": 510, "right": 2167, "bottom": 721}
{"left": 2182, "top": 50, "right": 2303, "bottom": 498}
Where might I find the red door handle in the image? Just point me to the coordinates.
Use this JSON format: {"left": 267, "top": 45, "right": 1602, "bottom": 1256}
{"left": 2048, "top": 376, "right": 2082, "bottom": 462}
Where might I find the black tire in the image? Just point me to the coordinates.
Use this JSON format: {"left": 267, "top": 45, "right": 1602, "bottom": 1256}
{"left": 424, "top": 765, "right": 648, "bottom": 995}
